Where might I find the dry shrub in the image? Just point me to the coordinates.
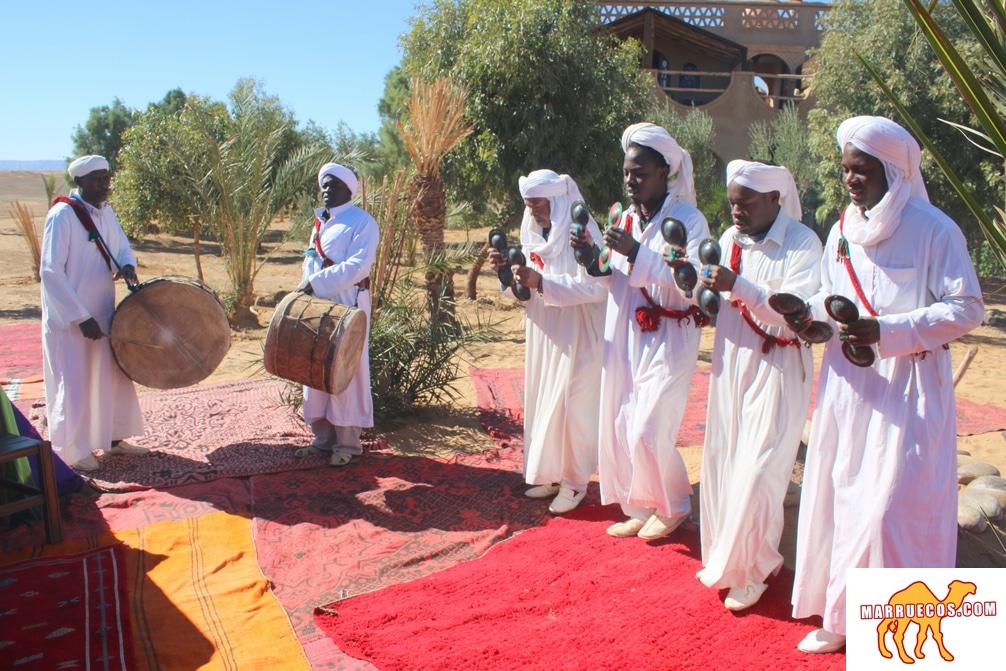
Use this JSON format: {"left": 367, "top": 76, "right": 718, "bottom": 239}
{"left": 8, "top": 200, "right": 41, "bottom": 281}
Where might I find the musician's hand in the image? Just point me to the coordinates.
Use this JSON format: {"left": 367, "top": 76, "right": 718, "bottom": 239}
{"left": 512, "top": 265, "right": 542, "bottom": 290}
{"left": 699, "top": 264, "right": 736, "bottom": 292}
{"left": 488, "top": 249, "right": 506, "bottom": 273}
{"left": 840, "top": 317, "right": 880, "bottom": 346}
{"left": 570, "top": 224, "right": 593, "bottom": 248}
{"left": 784, "top": 308, "right": 813, "bottom": 333}
{"left": 603, "top": 227, "right": 639, "bottom": 257}
{"left": 116, "top": 264, "right": 139, "bottom": 287}
{"left": 78, "top": 317, "right": 102, "bottom": 340}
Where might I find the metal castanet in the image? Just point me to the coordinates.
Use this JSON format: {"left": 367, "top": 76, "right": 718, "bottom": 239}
{"left": 697, "top": 285, "right": 720, "bottom": 317}
{"left": 767, "top": 291, "right": 834, "bottom": 345}
{"left": 506, "top": 245, "right": 532, "bottom": 301}
{"left": 825, "top": 294, "right": 875, "bottom": 367}
{"left": 570, "top": 200, "right": 598, "bottom": 268}
{"left": 696, "top": 237, "right": 722, "bottom": 315}
{"left": 487, "top": 228, "right": 515, "bottom": 292}
{"left": 659, "top": 217, "right": 696, "bottom": 297}
{"left": 109, "top": 275, "right": 230, "bottom": 389}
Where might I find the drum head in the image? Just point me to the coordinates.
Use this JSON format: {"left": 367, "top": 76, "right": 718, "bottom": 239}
{"left": 110, "top": 277, "right": 230, "bottom": 389}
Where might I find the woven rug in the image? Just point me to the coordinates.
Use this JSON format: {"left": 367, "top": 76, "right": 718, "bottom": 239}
{"left": 0, "top": 322, "right": 42, "bottom": 380}
{"left": 0, "top": 543, "right": 135, "bottom": 670}
{"left": 1, "top": 511, "right": 307, "bottom": 671}
{"left": 252, "top": 446, "right": 561, "bottom": 669}
{"left": 316, "top": 503, "right": 844, "bottom": 671}
{"left": 16, "top": 378, "right": 383, "bottom": 492}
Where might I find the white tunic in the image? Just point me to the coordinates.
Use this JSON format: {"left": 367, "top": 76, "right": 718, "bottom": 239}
{"left": 594, "top": 198, "right": 709, "bottom": 517}
{"left": 699, "top": 212, "right": 822, "bottom": 590}
{"left": 300, "top": 203, "right": 379, "bottom": 428}
{"left": 40, "top": 191, "right": 143, "bottom": 466}
{"left": 791, "top": 197, "right": 983, "bottom": 634}
{"left": 514, "top": 221, "right": 606, "bottom": 489}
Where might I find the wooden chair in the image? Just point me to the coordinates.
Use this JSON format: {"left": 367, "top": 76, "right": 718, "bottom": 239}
{"left": 0, "top": 434, "right": 62, "bottom": 544}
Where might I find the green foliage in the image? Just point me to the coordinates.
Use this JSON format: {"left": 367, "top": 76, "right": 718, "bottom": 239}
{"left": 375, "top": 66, "right": 413, "bottom": 175}
{"left": 402, "top": 0, "right": 654, "bottom": 223}
{"left": 747, "top": 105, "right": 821, "bottom": 225}
{"left": 70, "top": 98, "right": 139, "bottom": 172}
{"left": 808, "top": 0, "right": 1001, "bottom": 241}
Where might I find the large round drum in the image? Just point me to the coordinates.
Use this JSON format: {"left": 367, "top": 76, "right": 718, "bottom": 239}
{"left": 263, "top": 292, "right": 367, "bottom": 395}
{"left": 109, "top": 276, "right": 231, "bottom": 389}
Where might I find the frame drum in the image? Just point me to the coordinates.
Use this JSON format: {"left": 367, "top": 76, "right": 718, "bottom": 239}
{"left": 109, "top": 276, "right": 230, "bottom": 389}
{"left": 263, "top": 291, "right": 367, "bottom": 395}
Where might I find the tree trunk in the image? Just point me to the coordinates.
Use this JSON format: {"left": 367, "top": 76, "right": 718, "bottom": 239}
{"left": 467, "top": 245, "right": 489, "bottom": 300}
{"left": 192, "top": 217, "right": 204, "bottom": 284}
{"left": 411, "top": 172, "right": 456, "bottom": 321}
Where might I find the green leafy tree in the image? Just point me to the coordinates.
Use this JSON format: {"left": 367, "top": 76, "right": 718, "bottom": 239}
{"left": 402, "top": 0, "right": 654, "bottom": 221}
{"left": 70, "top": 98, "right": 138, "bottom": 172}
{"left": 807, "top": 0, "right": 999, "bottom": 245}
{"left": 747, "top": 105, "right": 821, "bottom": 227}
{"left": 375, "top": 66, "right": 413, "bottom": 175}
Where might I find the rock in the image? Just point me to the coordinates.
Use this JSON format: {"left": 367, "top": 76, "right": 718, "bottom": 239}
{"left": 958, "top": 501, "right": 989, "bottom": 533}
{"left": 958, "top": 454, "right": 975, "bottom": 467}
{"left": 959, "top": 490, "right": 1003, "bottom": 519}
{"left": 957, "top": 450, "right": 971, "bottom": 457}
{"left": 983, "top": 308, "right": 1006, "bottom": 329}
{"left": 958, "top": 461, "right": 1001, "bottom": 485}
{"left": 967, "top": 476, "right": 1006, "bottom": 508}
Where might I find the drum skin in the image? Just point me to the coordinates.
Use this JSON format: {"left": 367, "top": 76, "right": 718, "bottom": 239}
{"left": 263, "top": 291, "right": 367, "bottom": 395}
{"left": 109, "top": 276, "right": 231, "bottom": 389}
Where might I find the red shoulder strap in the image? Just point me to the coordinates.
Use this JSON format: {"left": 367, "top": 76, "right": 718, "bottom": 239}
{"left": 837, "top": 211, "right": 878, "bottom": 317}
{"left": 54, "top": 196, "right": 112, "bottom": 271}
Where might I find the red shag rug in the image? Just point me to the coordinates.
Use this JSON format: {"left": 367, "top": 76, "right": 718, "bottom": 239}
{"left": 316, "top": 504, "right": 844, "bottom": 671}
{"left": 0, "top": 543, "right": 135, "bottom": 670}
{"left": 0, "top": 322, "right": 43, "bottom": 379}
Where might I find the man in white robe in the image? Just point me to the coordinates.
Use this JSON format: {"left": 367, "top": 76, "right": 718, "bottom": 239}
{"left": 574, "top": 123, "right": 710, "bottom": 540}
{"left": 790, "top": 117, "right": 984, "bottom": 653}
{"left": 295, "top": 163, "right": 379, "bottom": 467}
{"left": 40, "top": 155, "right": 147, "bottom": 472}
{"left": 696, "top": 160, "right": 822, "bottom": 611}
{"left": 489, "top": 170, "right": 606, "bottom": 514}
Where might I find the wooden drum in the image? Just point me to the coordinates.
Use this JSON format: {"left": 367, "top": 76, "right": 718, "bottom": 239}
{"left": 263, "top": 291, "right": 367, "bottom": 395}
{"left": 109, "top": 276, "right": 231, "bottom": 389}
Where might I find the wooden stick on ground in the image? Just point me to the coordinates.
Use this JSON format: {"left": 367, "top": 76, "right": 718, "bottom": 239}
{"left": 953, "top": 345, "right": 979, "bottom": 388}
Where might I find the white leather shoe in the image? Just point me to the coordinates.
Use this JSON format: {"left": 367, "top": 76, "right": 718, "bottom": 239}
{"left": 548, "top": 487, "right": 586, "bottom": 515}
{"left": 637, "top": 512, "right": 687, "bottom": 540}
{"left": 109, "top": 441, "right": 149, "bottom": 456}
{"left": 606, "top": 518, "right": 646, "bottom": 537}
{"left": 72, "top": 455, "right": 101, "bottom": 472}
{"left": 525, "top": 483, "right": 560, "bottom": 499}
{"left": 797, "top": 629, "right": 846, "bottom": 653}
{"left": 724, "top": 582, "right": 768, "bottom": 611}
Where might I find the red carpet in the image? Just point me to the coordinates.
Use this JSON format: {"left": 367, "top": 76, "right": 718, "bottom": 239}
{"left": 0, "top": 543, "right": 135, "bottom": 670}
{"left": 316, "top": 504, "right": 843, "bottom": 671}
{"left": 0, "top": 322, "right": 43, "bottom": 379}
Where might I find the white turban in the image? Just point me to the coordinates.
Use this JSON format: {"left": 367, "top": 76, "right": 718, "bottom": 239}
{"left": 317, "top": 162, "right": 359, "bottom": 199}
{"left": 621, "top": 122, "right": 697, "bottom": 207}
{"left": 68, "top": 155, "right": 109, "bottom": 179}
{"left": 836, "top": 116, "right": 928, "bottom": 245}
{"left": 726, "top": 160, "right": 802, "bottom": 222}
{"left": 518, "top": 169, "right": 599, "bottom": 265}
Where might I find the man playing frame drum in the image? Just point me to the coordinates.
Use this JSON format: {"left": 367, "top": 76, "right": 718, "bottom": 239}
{"left": 294, "top": 163, "right": 379, "bottom": 467}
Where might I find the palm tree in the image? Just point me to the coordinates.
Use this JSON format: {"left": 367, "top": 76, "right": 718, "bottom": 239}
{"left": 397, "top": 77, "right": 473, "bottom": 316}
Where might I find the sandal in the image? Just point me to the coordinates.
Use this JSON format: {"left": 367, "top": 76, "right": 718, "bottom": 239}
{"left": 295, "top": 444, "right": 329, "bottom": 458}
{"left": 328, "top": 449, "right": 354, "bottom": 467}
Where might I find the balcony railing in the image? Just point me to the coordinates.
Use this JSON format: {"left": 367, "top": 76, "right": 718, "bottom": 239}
{"left": 654, "top": 69, "right": 814, "bottom": 108}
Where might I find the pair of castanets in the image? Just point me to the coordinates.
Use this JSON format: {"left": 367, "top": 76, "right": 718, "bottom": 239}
{"left": 768, "top": 293, "right": 875, "bottom": 366}
{"left": 488, "top": 228, "right": 532, "bottom": 301}
{"left": 660, "top": 216, "right": 721, "bottom": 317}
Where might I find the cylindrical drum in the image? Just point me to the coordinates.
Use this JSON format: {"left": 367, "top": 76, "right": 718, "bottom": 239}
{"left": 109, "top": 276, "right": 231, "bottom": 389}
{"left": 263, "top": 291, "right": 367, "bottom": 395}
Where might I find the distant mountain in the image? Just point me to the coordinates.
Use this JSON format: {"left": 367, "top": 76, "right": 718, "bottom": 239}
{"left": 0, "top": 160, "right": 65, "bottom": 172}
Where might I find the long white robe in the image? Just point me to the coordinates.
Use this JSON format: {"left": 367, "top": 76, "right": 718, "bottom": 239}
{"left": 40, "top": 191, "right": 143, "bottom": 466}
{"left": 594, "top": 199, "right": 709, "bottom": 518}
{"left": 513, "top": 220, "right": 607, "bottom": 489}
{"left": 791, "top": 197, "right": 983, "bottom": 634}
{"left": 301, "top": 203, "right": 379, "bottom": 429}
{"left": 699, "top": 212, "right": 822, "bottom": 590}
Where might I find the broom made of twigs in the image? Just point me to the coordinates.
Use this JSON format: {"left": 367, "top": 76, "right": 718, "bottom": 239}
{"left": 8, "top": 200, "right": 41, "bottom": 281}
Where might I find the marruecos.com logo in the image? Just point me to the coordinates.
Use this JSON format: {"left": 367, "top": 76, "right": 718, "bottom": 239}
{"left": 848, "top": 569, "right": 1003, "bottom": 668}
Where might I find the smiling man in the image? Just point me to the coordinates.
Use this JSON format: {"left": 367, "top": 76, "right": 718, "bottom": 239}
{"left": 695, "top": 160, "right": 822, "bottom": 612}
{"left": 40, "top": 155, "right": 147, "bottom": 472}
{"left": 790, "top": 116, "right": 984, "bottom": 653}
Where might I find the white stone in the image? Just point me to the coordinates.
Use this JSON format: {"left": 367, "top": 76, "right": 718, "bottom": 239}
{"left": 958, "top": 461, "right": 1001, "bottom": 485}
{"left": 959, "top": 490, "right": 1003, "bottom": 519}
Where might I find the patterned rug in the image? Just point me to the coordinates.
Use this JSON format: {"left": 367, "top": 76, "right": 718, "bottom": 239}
{"left": 0, "top": 322, "right": 43, "bottom": 380}
{"left": 316, "top": 503, "right": 843, "bottom": 671}
{"left": 0, "top": 544, "right": 135, "bottom": 670}
{"left": 251, "top": 446, "right": 561, "bottom": 669}
{"left": 16, "top": 378, "right": 384, "bottom": 492}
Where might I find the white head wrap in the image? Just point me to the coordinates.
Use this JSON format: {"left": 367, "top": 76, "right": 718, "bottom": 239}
{"left": 836, "top": 116, "right": 928, "bottom": 245}
{"left": 726, "top": 160, "right": 802, "bottom": 222}
{"left": 621, "top": 122, "right": 697, "bottom": 207}
{"left": 68, "top": 155, "right": 109, "bottom": 179}
{"left": 317, "top": 162, "right": 359, "bottom": 199}
{"left": 517, "top": 169, "right": 599, "bottom": 265}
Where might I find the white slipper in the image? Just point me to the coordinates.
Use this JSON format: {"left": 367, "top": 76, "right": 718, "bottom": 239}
{"left": 295, "top": 444, "right": 329, "bottom": 458}
{"left": 328, "top": 449, "right": 354, "bottom": 467}
{"left": 72, "top": 455, "right": 101, "bottom": 472}
{"left": 637, "top": 512, "right": 688, "bottom": 540}
{"left": 525, "top": 483, "right": 560, "bottom": 499}
{"left": 109, "top": 440, "right": 149, "bottom": 456}
{"left": 606, "top": 518, "right": 646, "bottom": 538}
{"left": 797, "top": 629, "right": 846, "bottom": 653}
{"left": 724, "top": 582, "right": 768, "bottom": 611}
{"left": 548, "top": 487, "right": 586, "bottom": 515}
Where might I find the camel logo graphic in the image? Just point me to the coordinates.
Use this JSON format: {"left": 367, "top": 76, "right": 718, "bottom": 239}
{"left": 858, "top": 579, "right": 1000, "bottom": 664}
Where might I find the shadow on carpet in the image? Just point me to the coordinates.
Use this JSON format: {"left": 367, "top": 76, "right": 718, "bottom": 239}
{"left": 316, "top": 503, "right": 843, "bottom": 671}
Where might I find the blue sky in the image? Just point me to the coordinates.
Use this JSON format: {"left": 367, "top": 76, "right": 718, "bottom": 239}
{"left": 0, "top": 1, "right": 421, "bottom": 160}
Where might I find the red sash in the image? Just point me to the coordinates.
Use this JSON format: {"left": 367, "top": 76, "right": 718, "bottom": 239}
{"left": 729, "top": 242, "right": 801, "bottom": 353}
{"left": 54, "top": 196, "right": 112, "bottom": 271}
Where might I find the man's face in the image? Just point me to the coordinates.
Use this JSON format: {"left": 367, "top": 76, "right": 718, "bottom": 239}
{"left": 727, "top": 183, "right": 780, "bottom": 237}
{"left": 321, "top": 174, "right": 352, "bottom": 208}
{"left": 76, "top": 169, "right": 111, "bottom": 206}
{"left": 841, "top": 144, "right": 888, "bottom": 211}
{"left": 623, "top": 146, "right": 669, "bottom": 207}
{"left": 524, "top": 197, "right": 551, "bottom": 228}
